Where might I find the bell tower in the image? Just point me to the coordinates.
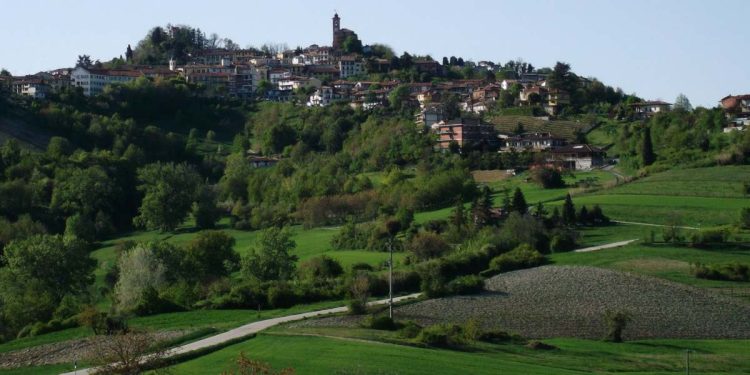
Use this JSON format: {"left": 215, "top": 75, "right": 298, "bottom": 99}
{"left": 333, "top": 13, "right": 340, "bottom": 34}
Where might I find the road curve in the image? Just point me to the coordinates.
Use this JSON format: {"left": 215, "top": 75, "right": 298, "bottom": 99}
{"left": 60, "top": 293, "right": 421, "bottom": 375}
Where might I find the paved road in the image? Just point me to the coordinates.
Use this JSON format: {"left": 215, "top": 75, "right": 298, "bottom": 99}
{"left": 574, "top": 239, "right": 639, "bottom": 253}
{"left": 60, "top": 293, "right": 421, "bottom": 375}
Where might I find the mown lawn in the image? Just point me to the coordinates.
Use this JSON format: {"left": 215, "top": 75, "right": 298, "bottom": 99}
{"left": 165, "top": 332, "right": 750, "bottom": 375}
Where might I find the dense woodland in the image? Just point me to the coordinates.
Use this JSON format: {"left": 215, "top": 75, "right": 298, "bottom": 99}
{"left": 2, "top": 31, "right": 750, "bottom": 344}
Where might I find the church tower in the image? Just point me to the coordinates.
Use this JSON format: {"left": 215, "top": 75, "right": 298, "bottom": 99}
{"left": 333, "top": 13, "right": 341, "bottom": 34}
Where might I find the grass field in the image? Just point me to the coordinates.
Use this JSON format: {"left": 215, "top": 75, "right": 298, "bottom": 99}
{"left": 550, "top": 243, "right": 750, "bottom": 293}
{"left": 164, "top": 332, "right": 750, "bottom": 375}
{"left": 544, "top": 166, "right": 750, "bottom": 227}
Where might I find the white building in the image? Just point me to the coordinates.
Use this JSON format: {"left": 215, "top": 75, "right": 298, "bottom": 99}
{"left": 338, "top": 56, "right": 364, "bottom": 78}
{"left": 308, "top": 86, "right": 334, "bottom": 106}
{"left": 70, "top": 67, "right": 141, "bottom": 96}
{"left": 278, "top": 76, "right": 322, "bottom": 91}
{"left": 11, "top": 77, "right": 48, "bottom": 98}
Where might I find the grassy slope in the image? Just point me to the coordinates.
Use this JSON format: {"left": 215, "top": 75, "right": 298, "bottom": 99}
{"left": 550, "top": 243, "right": 750, "bottom": 291}
{"left": 545, "top": 166, "right": 750, "bottom": 227}
{"left": 166, "top": 332, "right": 750, "bottom": 375}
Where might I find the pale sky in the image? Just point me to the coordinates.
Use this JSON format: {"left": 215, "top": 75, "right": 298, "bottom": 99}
{"left": 1, "top": 0, "right": 747, "bottom": 107}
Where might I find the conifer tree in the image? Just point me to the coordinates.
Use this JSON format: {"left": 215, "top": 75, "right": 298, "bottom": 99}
{"left": 511, "top": 187, "right": 527, "bottom": 214}
{"left": 641, "top": 126, "right": 655, "bottom": 166}
{"left": 562, "top": 193, "right": 576, "bottom": 226}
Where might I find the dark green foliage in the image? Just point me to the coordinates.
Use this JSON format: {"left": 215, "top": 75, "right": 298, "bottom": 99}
{"left": 183, "top": 230, "right": 238, "bottom": 281}
{"left": 549, "top": 230, "right": 578, "bottom": 252}
{"left": 417, "top": 324, "right": 465, "bottom": 348}
{"left": 133, "top": 286, "right": 184, "bottom": 316}
{"left": 688, "top": 228, "right": 730, "bottom": 247}
{"left": 531, "top": 167, "right": 565, "bottom": 189}
{"left": 641, "top": 126, "right": 655, "bottom": 167}
{"left": 499, "top": 213, "right": 549, "bottom": 252}
{"left": 192, "top": 186, "right": 221, "bottom": 229}
{"left": 446, "top": 275, "right": 485, "bottom": 295}
{"left": 692, "top": 263, "right": 749, "bottom": 282}
{"left": 266, "top": 282, "right": 297, "bottom": 308}
{"left": 526, "top": 340, "right": 558, "bottom": 350}
{"left": 64, "top": 214, "right": 96, "bottom": 243}
{"left": 562, "top": 194, "right": 576, "bottom": 226}
{"left": 399, "top": 321, "right": 423, "bottom": 339}
{"left": 134, "top": 162, "right": 202, "bottom": 232}
{"left": 487, "top": 244, "right": 545, "bottom": 274}
{"left": 478, "top": 330, "right": 526, "bottom": 344}
{"left": 408, "top": 231, "right": 451, "bottom": 261}
{"left": 740, "top": 208, "right": 750, "bottom": 229}
{"left": 241, "top": 227, "right": 297, "bottom": 281}
{"left": 297, "top": 255, "right": 344, "bottom": 282}
{"left": 366, "top": 316, "right": 397, "bottom": 331}
{"left": 510, "top": 187, "right": 527, "bottom": 214}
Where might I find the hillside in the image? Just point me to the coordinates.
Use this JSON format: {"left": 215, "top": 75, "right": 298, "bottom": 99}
{"left": 0, "top": 116, "right": 51, "bottom": 150}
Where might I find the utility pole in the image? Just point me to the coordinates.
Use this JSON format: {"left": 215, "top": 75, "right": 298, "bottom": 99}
{"left": 388, "top": 236, "right": 393, "bottom": 319}
{"left": 685, "top": 349, "right": 692, "bottom": 375}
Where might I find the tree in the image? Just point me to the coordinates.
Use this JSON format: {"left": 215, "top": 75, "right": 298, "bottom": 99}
{"left": 342, "top": 35, "right": 363, "bottom": 54}
{"left": 510, "top": 187, "right": 527, "bottom": 214}
{"left": 114, "top": 244, "right": 167, "bottom": 312}
{"left": 388, "top": 84, "right": 411, "bottom": 112}
{"left": 241, "top": 226, "right": 298, "bottom": 281}
{"left": 183, "top": 230, "right": 238, "bottom": 281}
{"left": 133, "top": 162, "right": 202, "bottom": 232}
{"left": 64, "top": 214, "right": 96, "bottom": 243}
{"left": 47, "top": 136, "right": 72, "bottom": 158}
{"left": 673, "top": 93, "right": 693, "bottom": 112}
{"left": 442, "top": 56, "right": 449, "bottom": 66}
{"left": 76, "top": 54, "right": 93, "bottom": 67}
{"left": 441, "top": 94, "right": 461, "bottom": 120}
{"left": 347, "top": 272, "right": 371, "bottom": 314}
{"left": 641, "top": 126, "right": 655, "bottom": 166}
{"left": 51, "top": 166, "right": 119, "bottom": 219}
{"left": 297, "top": 255, "right": 344, "bottom": 282}
{"left": 562, "top": 194, "right": 576, "bottom": 226}
{"left": 125, "top": 44, "right": 134, "bottom": 61}
{"left": 192, "top": 185, "right": 221, "bottom": 229}
{"left": 470, "top": 185, "right": 494, "bottom": 227}
{"left": 531, "top": 167, "right": 565, "bottom": 189}
{"left": 3, "top": 234, "right": 94, "bottom": 298}
{"left": 407, "top": 232, "right": 450, "bottom": 261}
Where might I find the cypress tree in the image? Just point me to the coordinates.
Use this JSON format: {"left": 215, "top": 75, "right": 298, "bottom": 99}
{"left": 562, "top": 194, "right": 576, "bottom": 226}
{"left": 641, "top": 126, "right": 655, "bottom": 166}
{"left": 578, "top": 205, "right": 589, "bottom": 225}
{"left": 511, "top": 187, "right": 527, "bottom": 214}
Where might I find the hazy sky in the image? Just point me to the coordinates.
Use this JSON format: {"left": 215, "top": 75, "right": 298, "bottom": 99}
{"left": 1, "top": 0, "right": 747, "bottom": 107}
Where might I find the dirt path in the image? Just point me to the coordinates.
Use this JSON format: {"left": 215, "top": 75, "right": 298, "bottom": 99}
{"left": 613, "top": 220, "right": 699, "bottom": 230}
{"left": 573, "top": 239, "right": 639, "bottom": 253}
{"left": 60, "top": 293, "right": 422, "bottom": 375}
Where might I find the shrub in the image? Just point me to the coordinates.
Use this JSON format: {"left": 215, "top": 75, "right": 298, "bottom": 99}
{"left": 417, "top": 324, "right": 465, "bottom": 348}
{"left": 132, "top": 287, "right": 184, "bottom": 316}
{"left": 347, "top": 272, "right": 371, "bottom": 315}
{"left": 486, "top": 244, "right": 545, "bottom": 275}
{"left": 689, "top": 227, "right": 731, "bottom": 247}
{"left": 526, "top": 340, "right": 557, "bottom": 350}
{"left": 477, "top": 330, "right": 526, "bottom": 344}
{"left": 366, "top": 315, "right": 397, "bottom": 331}
{"left": 350, "top": 262, "right": 374, "bottom": 272}
{"left": 549, "top": 230, "right": 578, "bottom": 253}
{"left": 399, "top": 321, "right": 422, "bottom": 339}
{"left": 407, "top": 232, "right": 451, "bottom": 261}
{"left": 692, "top": 263, "right": 749, "bottom": 282}
{"left": 604, "top": 310, "right": 631, "bottom": 343}
{"left": 531, "top": 167, "right": 565, "bottom": 189}
{"left": 267, "top": 283, "right": 298, "bottom": 308}
{"left": 447, "top": 275, "right": 485, "bottom": 295}
{"left": 741, "top": 208, "right": 750, "bottom": 229}
{"left": 297, "top": 255, "right": 344, "bottom": 282}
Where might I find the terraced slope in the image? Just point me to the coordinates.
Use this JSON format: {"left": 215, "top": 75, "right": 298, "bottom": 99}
{"left": 488, "top": 115, "right": 592, "bottom": 141}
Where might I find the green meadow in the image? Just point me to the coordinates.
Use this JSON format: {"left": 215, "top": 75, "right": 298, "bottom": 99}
{"left": 164, "top": 332, "right": 750, "bottom": 375}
